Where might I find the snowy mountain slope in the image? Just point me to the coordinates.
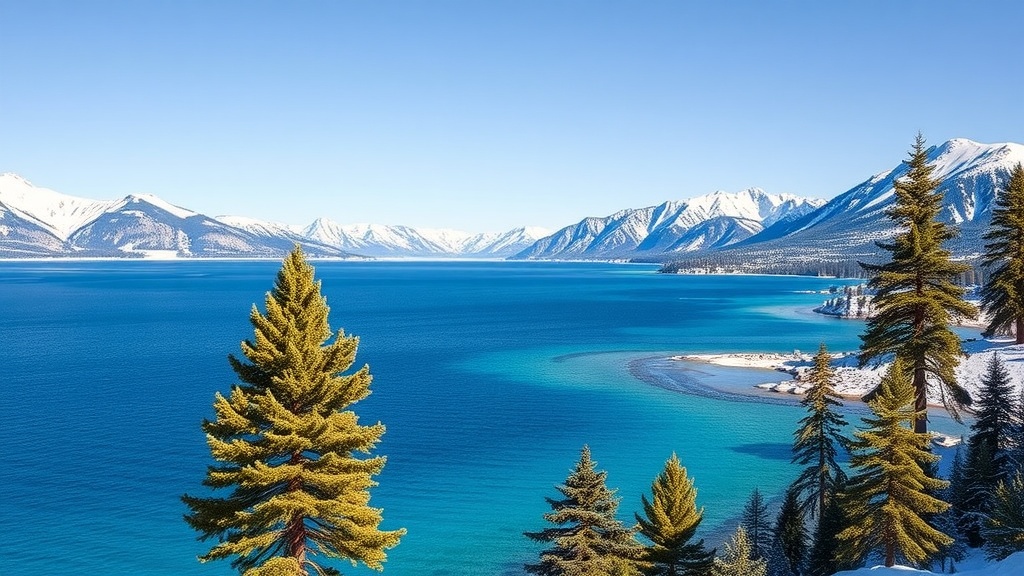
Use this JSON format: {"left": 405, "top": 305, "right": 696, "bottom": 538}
{"left": 300, "top": 218, "right": 549, "bottom": 257}
{"left": 0, "top": 202, "right": 67, "bottom": 256}
{"left": 0, "top": 175, "right": 351, "bottom": 258}
{"left": 0, "top": 173, "right": 121, "bottom": 240}
{"left": 69, "top": 195, "right": 347, "bottom": 257}
{"left": 515, "top": 188, "right": 825, "bottom": 259}
{"left": 729, "top": 138, "right": 1024, "bottom": 260}
{"left": 458, "top": 226, "right": 551, "bottom": 257}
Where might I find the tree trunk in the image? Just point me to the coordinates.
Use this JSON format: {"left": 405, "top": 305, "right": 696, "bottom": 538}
{"left": 914, "top": 366, "right": 928, "bottom": 434}
{"left": 1016, "top": 316, "right": 1024, "bottom": 345}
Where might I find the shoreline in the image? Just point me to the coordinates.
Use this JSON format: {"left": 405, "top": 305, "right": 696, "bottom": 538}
{"left": 649, "top": 339, "right": 1024, "bottom": 416}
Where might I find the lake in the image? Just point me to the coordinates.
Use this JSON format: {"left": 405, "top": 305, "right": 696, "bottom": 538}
{"left": 0, "top": 260, "right": 968, "bottom": 575}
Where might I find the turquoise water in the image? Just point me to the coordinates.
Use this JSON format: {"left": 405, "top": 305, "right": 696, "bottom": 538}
{"left": 0, "top": 261, "right": 968, "bottom": 575}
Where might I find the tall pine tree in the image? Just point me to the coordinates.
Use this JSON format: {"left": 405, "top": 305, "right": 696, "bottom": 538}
{"left": 981, "top": 162, "right": 1024, "bottom": 342}
{"left": 859, "top": 134, "right": 977, "bottom": 433}
{"left": 740, "top": 488, "right": 772, "bottom": 562}
{"left": 182, "top": 246, "right": 404, "bottom": 576}
{"left": 791, "top": 343, "right": 848, "bottom": 519}
{"left": 771, "top": 487, "right": 807, "bottom": 576}
{"left": 838, "top": 359, "right": 952, "bottom": 567}
{"left": 636, "top": 453, "right": 714, "bottom": 576}
{"left": 960, "top": 353, "right": 1017, "bottom": 547}
{"left": 805, "top": 478, "right": 854, "bottom": 576}
{"left": 525, "top": 445, "right": 645, "bottom": 576}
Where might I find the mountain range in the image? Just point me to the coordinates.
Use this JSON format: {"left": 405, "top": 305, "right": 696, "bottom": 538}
{"left": 2, "top": 137, "right": 1022, "bottom": 262}
{"left": 659, "top": 138, "right": 1024, "bottom": 272}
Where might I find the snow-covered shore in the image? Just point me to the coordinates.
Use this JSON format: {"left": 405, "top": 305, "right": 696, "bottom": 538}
{"left": 674, "top": 339, "right": 1024, "bottom": 407}
{"left": 835, "top": 551, "right": 1024, "bottom": 576}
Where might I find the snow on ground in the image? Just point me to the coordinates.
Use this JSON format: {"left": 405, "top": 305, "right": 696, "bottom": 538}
{"left": 834, "top": 551, "right": 1024, "bottom": 576}
{"left": 677, "top": 339, "right": 1024, "bottom": 408}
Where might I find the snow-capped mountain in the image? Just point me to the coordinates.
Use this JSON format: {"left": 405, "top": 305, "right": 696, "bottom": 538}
{"left": 300, "top": 218, "right": 549, "bottom": 257}
{"left": 515, "top": 188, "right": 825, "bottom": 259}
{"left": 0, "top": 174, "right": 349, "bottom": 258}
{"left": 0, "top": 173, "right": 547, "bottom": 258}
{"left": 685, "top": 138, "right": 1024, "bottom": 268}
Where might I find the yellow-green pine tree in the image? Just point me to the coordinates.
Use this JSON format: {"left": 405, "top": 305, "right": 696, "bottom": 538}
{"left": 182, "top": 246, "right": 405, "bottom": 576}
{"left": 982, "top": 162, "right": 1024, "bottom": 343}
{"left": 859, "top": 134, "right": 977, "bottom": 432}
{"left": 636, "top": 453, "right": 714, "bottom": 576}
{"left": 525, "top": 445, "right": 645, "bottom": 576}
{"left": 791, "top": 343, "right": 848, "bottom": 518}
{"left": 838, "top": 359, "right": 951, "bottom": 567}
{"left": 710, "top": 527, "right": 766, "bottom": 576}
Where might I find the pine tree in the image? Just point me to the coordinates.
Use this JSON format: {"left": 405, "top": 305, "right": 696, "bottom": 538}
{"left": 1011, "top": 389, "right": 1024, "bottom": 472}
{"left": 182, "top": 247, "right": 405, "bottom": 576}
{"left": 837, "top": 359, "right": 952, "bottom": 567}
{"left": 983, "top": 470, "right": 1024, "bottom": 561}
{"left": 525, "top": 445, "right": 645, "bottom": 576}
{"left": 791, "top": 343, "right": 849, "bottom": 519}
{"left": 741, "top": 489, "right": 772, "bottom": 562}
{"left": 710, "top": 527, "right": 766, "bottom": 576}
{"left": 961, "top": 438, "right": 1000, "bottom": 547}
{"left": 636, "top": 453, "right": 714, "bottom": 576}
{"left": 859, "top": 134, "right": 978, "bottom": 433}
{"left": 938, "top": 445, "right": 970, "bottom": 569}
{"left": 969, "top": 353, "right": 1017, "bottom": 480}
{"left": 771, "top": 487, "right": 807, "bottom": 576}
{"left": 959, "top": 353, "right": 1018, "bottom": 547}
{"left": 806, "top": 478, "right": 854, "bottom": 576}
{"left": 981, "top": 162, "right": 1024, "bottom": 342}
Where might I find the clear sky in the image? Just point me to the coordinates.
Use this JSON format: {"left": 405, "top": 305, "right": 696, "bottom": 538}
{"left": 1, "top": 1, "right": 1022, "bottom": 232}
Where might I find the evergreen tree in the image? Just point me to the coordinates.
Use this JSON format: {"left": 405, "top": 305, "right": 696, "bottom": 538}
{"left": 859, "top": 134, "right": 978, "bottom": 433}
{"left": 182, "top": 247, "right": 405, "bottom": 576}
{"left": 636, "top": 453, "right": 714, "bottom": 576}
{"left": 983, "top": 470, "right": 1024, "bottom": 561}
{"left": 771, "top": 487, "right": 807, "bottom": 576}
{"left": 1011, "top": 389, "right": 1024, "bottom": 472}
{"left": 791, "top": 343, "right": 849, "bottom": 519}
{"left": 741, "top": 488, "right": 772, "bottom": 561}
{"left": 710, "top": 527, "right": 766, "bottom": 576}
{"left": 961, "top": 438, "right": 1000, "bottom": 547}
{"left": 805, "top": 479, "right": 854, "bottom": 576}
{"left": 958, "top": 353, "right": 1018, "bottom": 547}
{"left": 838, "top": 359, "right": 952, "bottom": 567}
{"left": 938, "top": 445, "right": 970, "bottom": 568}
{"left": 969, "top": 353, "right": 1017, "bottom": 479}
{"left": 525, "top": 446, "right": 645, "bottom": 576}
{"left": 981, "top": 162, "right": 1024, "bottom": 343}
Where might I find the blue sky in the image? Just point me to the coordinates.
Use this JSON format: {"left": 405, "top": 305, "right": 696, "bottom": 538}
{"left": 2, "top": 1, "right": 1022, "bottom": 232}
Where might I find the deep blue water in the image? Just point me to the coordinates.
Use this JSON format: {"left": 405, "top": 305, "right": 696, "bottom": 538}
{"left": 0, "top": 261, "right": 968, "bottom": 575}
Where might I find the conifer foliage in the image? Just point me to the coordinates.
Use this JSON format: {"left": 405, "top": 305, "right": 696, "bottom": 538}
{"left": 740, "top": 488, "right": 772, "bottom": 562}
{"left": 983, "top": 470, "right": 1024, "bottom": 561}
{"left": 770, "top": 487, "right": 808, "bottom": 576}
{"left": 981, "top": 162, "right": 1024, "bottom": 342}
{"left": 791, "top": 343, "right": 848, "bottom": 519}
{"left": 636, "top": 453, "right": 714, "bottom": 576}
{"left": 525, "top": 445, "right": 645, "bottom": 576}
{"left": 710, "top": 527, "right": 766, "bottom": 576}
{"left": 838, "top": 360, "right": 952, "bottom": 567}
{"left": 859, "top": 134, "right": 977, "bottom": 432}
{"left": 182, "top": 247, "right": 405, "bottom": 576}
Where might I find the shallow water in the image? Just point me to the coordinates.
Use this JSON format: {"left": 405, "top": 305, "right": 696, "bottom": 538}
{"left": 0, "top": 260, "right": 969, "bottom": 575}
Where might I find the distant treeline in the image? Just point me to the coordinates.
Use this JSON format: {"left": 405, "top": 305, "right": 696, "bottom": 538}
{"left": 654, "top": 255, "right": 989, "bottom": 285}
